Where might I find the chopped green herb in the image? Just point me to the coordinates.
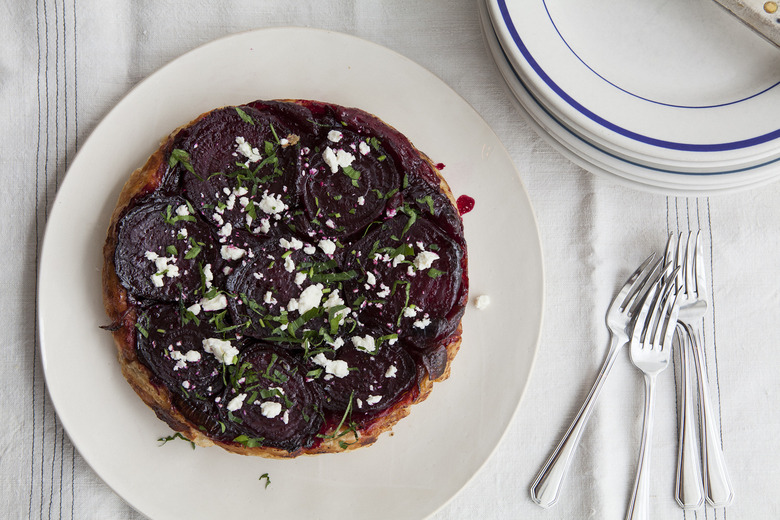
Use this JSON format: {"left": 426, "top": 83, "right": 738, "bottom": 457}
{"left": 158, "top": 432, "right": 196, "bottom": 450}
{"left": 169, "top": 148, "right": 196, "bottom": 176}
{"left": 235, "top": 106, "right": 255, "bottom": 126}
{"left": 134, "top": 322, "right": 149, "bottom": 338}
{"left": 234, "top": 435, "right": 265, "bottom": 448}
{"left": 259, "top": 473, "right": 271, "bottom": 489}
{"left": 427, "top": 268, "right": 446, "bottom": 279}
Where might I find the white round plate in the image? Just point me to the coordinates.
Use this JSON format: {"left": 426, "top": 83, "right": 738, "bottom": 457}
{"left": 479, "top": 0, "right": 780, "bottom": 195}
{"left": 486, "top": 0, "right": 780, "bottom": 184}
{"left": 38, "top": 28, "right": 543, "bottom": 520}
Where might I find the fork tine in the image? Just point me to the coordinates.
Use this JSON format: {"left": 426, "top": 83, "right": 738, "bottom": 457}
{"left": 676, "top": 232, "right": 687, "bottom": 294}
{"left": 633, "top": 265, "right": 679, "bottom": 346}
{"left": 614, "top": 254, "right": 660, "bottom": 311}
{"left": 622, "top": 257, "right": 664, "bottom": 317}
{"left": 633, "top": 274, "right": 662, "bottom": 344}
{"left": 685, "top": 231, "right": 696, "bottom": 298}
{"left": 652, "top": 278, "right": 679, "bottom": 350}
{"left": 662, "top": 291, "right": 681, "bottom": 349}
{"left": 663, "top": 234, "right": 676, "bottom": 282}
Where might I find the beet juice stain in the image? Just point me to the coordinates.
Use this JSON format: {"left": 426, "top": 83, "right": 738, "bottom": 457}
{"left": 456, "top": 195, "right": 475, "bottom": 215}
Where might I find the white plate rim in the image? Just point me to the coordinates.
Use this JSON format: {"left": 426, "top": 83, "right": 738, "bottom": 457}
{"left": 486, "top": 0, "right": 780, "bottom": 170}
{"left": 479, "top": 1, "right": 780, "bottom": 194}
{"left": 37, "top": 26, "right": 544, "bottom": 520}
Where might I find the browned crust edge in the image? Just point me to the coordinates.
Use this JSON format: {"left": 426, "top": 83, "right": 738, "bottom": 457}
{"left": 101, "top": 100, "right": 466, "bottom": 458}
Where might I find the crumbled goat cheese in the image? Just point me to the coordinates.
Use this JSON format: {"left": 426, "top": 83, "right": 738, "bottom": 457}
{"left": 352, "top": 335, "right": 376, "bottom": 353}
{"left": 475, "top": 295, "right": 491, "bottom": 309}
{"left": 202, "top": 338, "right": 239, "bottom": 365}
{"left": 318, "top": 238, "right": 337, "bottom": 256}
{"left": 257, "top": 191, "right": 287, "bottom": 214}
{"left": 235, "top": 136, "right": 261, "bottom": 163}
{"left": 220, "top": 245, "right": 246, "bottom": 260}
{"left": 200, "top": 293, "right": 228, "bottom": 311}
{"left": 260, "top": 401, "right": 283, "bottom": 419}
{"left": 413, "top": 317, "right": 432, "bottom": 329}
{"left": 227, "top": 393, "right": 247, "bottom": 412}
{"left": 413, "top": 251, "right": 439, "bottom": 271}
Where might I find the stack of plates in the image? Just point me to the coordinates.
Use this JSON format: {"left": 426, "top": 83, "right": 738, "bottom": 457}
{"left": 479, "top": 0, "right": 780, "bottom": 194}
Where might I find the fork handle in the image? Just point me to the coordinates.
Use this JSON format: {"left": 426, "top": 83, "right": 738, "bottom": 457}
{"left": 675, "top": 327, "right": 705, "bottom": 509}
{"left": 530, "top": 334, "right": 622, "bottom": 508}
{"left": 689, "top": 325, "right": 735, "bottom": 508}
{"left": 626, "top": 373, "right": 658, "bottom": 520}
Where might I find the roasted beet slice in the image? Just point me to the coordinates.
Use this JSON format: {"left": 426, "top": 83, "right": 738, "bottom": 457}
{"left": 296, "top": 127, "right": 401, "bottom": 238}
{"left": 310, "top": 335, "right": 416, "bottom": 417}
{"left": 115, "top": 196, "right": 216, "bottom": 303}
{"left": 343, "top": 213, "right": 466, "bottom": 350}
{"left": 221, "top": 345, "right": 324, "bottom": 452}
{"left": 135, "top": 303, "right": 226, "bottom": 398}
{"left": 225, "top": 236, "right": 356, "bottom": 342}
{"left": 332, "top": 102, "right": 441, "bottom": 188}
{"left": 174, "top": 105, "right": 302, "bottom": 236}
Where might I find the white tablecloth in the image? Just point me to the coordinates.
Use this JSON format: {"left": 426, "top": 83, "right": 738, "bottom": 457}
{"left": 3, "top": 1, "right": 779, "bottom": 518}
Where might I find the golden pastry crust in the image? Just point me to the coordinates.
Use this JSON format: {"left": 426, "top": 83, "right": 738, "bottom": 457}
{"left": 102, "top": 100, "right": 466, "bottom": 458}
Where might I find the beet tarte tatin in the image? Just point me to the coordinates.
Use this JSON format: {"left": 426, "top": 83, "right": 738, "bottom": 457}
{"left": 102, "top": 99, "right": 469, "bottom": 458}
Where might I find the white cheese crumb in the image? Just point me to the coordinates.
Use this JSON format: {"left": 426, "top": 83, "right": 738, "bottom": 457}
{"left": 312, "top": 353, "right": 350, "bottom": 379}
{"left": 357, "top": 196, "right": 365, "bottom": 205}
{"left": 392, "top": 254, "right": 405, "bottom": 267}
{"left": 203, "top": 263, "right": 214, "bottom": 288}
{"left": 294, "top": 272, "right": 307, "bottom": 286}
{"left": 475, "top": 294, "right": 491, "bottom": 309}
{"left": 284, "top": 255, "right": 296, "bottom": 273}
{"left": 413, "top": 251, "right": 439, "bottom": 271}
{"left": 318, "top": 238, "right": 337, "bottom": 256}
{"left": 202, "top": 338, "right": 239, "bottom": 365}
{"left": 235, "top": 136, "right": 261, "bottom": 163}
{"left": 200, "top": 293, "right": 228, "bottom": 311}
{"left": 366, "top": 271, "right": 377, "bottom": 286}
{"left": 366, "top": 395, "right": 382, "bottom": 405}
{"left": 336, "top": 149, "right": 356, "bottom": 169}
{"left": 175, "top": 204, "right": 190, "bottom": 216}
{"left": 257, "top": 191, "right": 287, "bottom": 214}
{"left": 220, "top": 245, "right": 246, "bottom": 261}
{"left": 218, "top": 223, "right": 233, "bottom": 237}
{"left": 327, "top": 130, "right": 343, "bottom": 142}
{"left": 253, "top": 217, "right": 271, "bottom": 234}
{"left": 403, "top": 306, "right": 418, "bottom": 318}
{"left": 413, "top": 317, "right": 432, "bottom": 329}
{"left": 260, "top": 401, "right": 283, "bottom": 419}
{"left": 279, "top": 237, "right": 304, "bottom": 250}
{"left": 227, "top": 393, "right": 247, "bottom": 412}
{"left": 186, "top": 303, "right": 201, "bottom": 316}
{"left": 352, "top": 335, "right": 376, "bottom": 353}
{"left": 385, "top": 365, "right": 398, "bottom": 378}
{"left": 296, "top": 283, "right": 324, "bottom": 315}
{"left": 359, "top": 141, "right": 371, "bottom": 155}
{"left": 263, "top": 291, "right": 277, "bottom": 305}
{"left": 322, "top": 147, "right": 339, "bottom": 173}
{"left": 376, "top": 284, "right": 390, "bottom": 298}
{"left": 322, "top": 146, "right": 356, "bottom": 173}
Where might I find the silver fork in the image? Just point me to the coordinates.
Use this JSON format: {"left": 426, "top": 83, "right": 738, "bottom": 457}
{"left": 665, "top": 233, "right": 705, "bottom": 509}
{"left": 675, "top": 231, "right": 734, "bottom": 508}
{"left": 626, "top": 271, "right": 680, "bottom": 520}
{"left": 530, "top": 254, "right": 662, "bottom": 508}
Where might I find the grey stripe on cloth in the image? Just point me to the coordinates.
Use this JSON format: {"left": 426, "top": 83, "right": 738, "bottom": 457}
{"left": 30, "top": 0, "right": 78, "bottom": 518}
{"left": 666, "top": 197, "right": 727, "bottom": 520}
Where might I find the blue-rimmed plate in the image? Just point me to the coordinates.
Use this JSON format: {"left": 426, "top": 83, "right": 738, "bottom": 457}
{"left": 485, "top": 0, "right": 780, "bottom": 190}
